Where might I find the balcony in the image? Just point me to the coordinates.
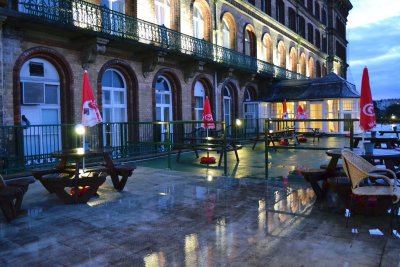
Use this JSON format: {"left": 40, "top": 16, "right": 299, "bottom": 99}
{"left": 4, "top": 0, "right": 307, "bottom": 80}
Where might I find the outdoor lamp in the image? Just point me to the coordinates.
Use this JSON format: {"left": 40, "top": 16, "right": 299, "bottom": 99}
{"left": 236, "top": 119, "right": 242, "bottom": 126}
{"left": 391, "top": 114, "right": 396, "bottom": 120}
{"left": 75, "top": 124, "right": 85, "bottom": 135}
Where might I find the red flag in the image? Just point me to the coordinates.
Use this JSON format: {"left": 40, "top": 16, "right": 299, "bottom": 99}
{"left": 202, "top": 96, "right": 215, "bottom": 129}
{"left": 81, "top": 70, "right": 102, "bottom": 127}
{"left": 359, "top": 67, "right": 375, "bottom": 131}
{"left": 282, "top": 99, "right": 288, "bottom": 119}
{"left": 296, "top": 105, "right": 306, "bottom": 119}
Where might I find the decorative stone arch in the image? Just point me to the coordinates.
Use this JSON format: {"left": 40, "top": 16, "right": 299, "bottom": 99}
{"left": 308, "top": 57, "right": 315, "bottom": 78}
{"left": 243, "top": 23, "right": 257, "bottom": 57}
{"left": 13, "top": 46, "right": 73, "bottom": 125}
{"left": 220, "top": 12, "right": 237, "bottom": 50}
{"left": 220, "top": 78, "right": 238, "bottom": 126}
{"left": 243, "top": 85, "right": 257, "bottom": 101}
{"left": 299, "top": 53, "right": 306, "bottom": 75}
{"left": 152, "top": 68, "right": 182, "bottom": 121}
{"left": 191, "top": 74, "right": 214, "bottom": 120}
{"left": 289, "top": 47, "right": 297, "bottom": 72}
{"left": 277, "top": 40, "right": 286, "bottom": 68}
{"left": 316, "top": 60, "right": 322, "bottom": 78}
{"left": 97, "top": 59, "right": 139, "bottom": 122}
{"left": 190, "top": 0, "right": 213, "bottom": 42}
{"left": 262, "top": 33, "right": 273, "bottom": 63}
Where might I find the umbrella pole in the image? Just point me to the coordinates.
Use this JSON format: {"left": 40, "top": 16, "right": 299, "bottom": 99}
{"left": 362, "top": 131, "right": 365, "bottom": 154}
{"left": 82, "top": 130, "right": 86, "bottom": 173}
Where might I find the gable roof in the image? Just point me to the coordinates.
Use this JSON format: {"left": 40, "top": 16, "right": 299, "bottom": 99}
{"left": 261, "top": 72, "right": 359, "bottom": 102}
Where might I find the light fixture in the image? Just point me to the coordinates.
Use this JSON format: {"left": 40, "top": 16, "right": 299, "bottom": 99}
{"left": 391, "top": 114, "right": 396, "bottom": 120}
{"left": 236, "top": 119, "right": 242, "bottom": 126}
{"left": 75, "top": 124, "right": 85, "bottom": 135}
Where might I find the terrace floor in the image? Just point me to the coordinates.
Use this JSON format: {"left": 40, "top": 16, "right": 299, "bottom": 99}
{"left": 2, "top": 162, "right": 400, "bottom": 266}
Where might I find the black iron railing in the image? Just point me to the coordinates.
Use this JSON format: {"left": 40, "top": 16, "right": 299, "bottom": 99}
{"left": 14, "top": 0, "right": 306, "bottom": 80}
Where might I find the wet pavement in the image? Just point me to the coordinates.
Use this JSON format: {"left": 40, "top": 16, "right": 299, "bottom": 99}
{"left": 1, "top": 166, "right": 400, "bottom": 266}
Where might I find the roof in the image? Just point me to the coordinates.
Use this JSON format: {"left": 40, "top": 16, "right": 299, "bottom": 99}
{"left": 261, "top": 72, "right": 360, "bottom": 102}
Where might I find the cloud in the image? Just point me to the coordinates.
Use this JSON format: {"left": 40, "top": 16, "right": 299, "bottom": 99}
{"left": 348, "top": 0, "right": 400, "bottom": 29}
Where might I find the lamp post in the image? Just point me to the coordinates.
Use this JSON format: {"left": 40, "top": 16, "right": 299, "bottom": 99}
{"left": 75, "top": 124, "right": 86, "bottom": 171}
{"left": 235, "top": 118, "right": 242, "bottom": 138}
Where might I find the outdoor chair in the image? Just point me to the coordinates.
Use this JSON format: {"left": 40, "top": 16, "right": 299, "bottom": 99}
{"left": 341, "top": 149, "right": 400, "bottom": 230}
{"left": 0, "top": 175, "right": 32, "bottom": 222}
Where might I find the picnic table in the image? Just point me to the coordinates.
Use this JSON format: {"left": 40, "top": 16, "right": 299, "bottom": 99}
{"left": 251, "top": 129, "right": 302, "bottom": 150}
{"left": 379, "top": 130, "right": 400, "bottom": 138}
{"left": 176, "top": 136, "right": 242, "bottom": 166}
{"left": 353, "top": 135, "right": 398, "bottom": 149}
{"left": 32, "top": 148, "right": 135, "bottom": 204}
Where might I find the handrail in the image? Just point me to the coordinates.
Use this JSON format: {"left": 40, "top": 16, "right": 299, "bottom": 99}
{"left": 14, "top": 0, "right": 307, "bottom": 80}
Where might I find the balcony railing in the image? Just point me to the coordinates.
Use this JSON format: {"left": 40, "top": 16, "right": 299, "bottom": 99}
{"left": 13, "top": 0, "right": 307, "bottom": 80}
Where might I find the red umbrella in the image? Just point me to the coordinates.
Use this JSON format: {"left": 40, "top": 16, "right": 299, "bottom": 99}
{"left": 82, "top": 70, "right": 102, "bottom": 127}
{"left": 202, "top": 96, "right": 215, "bottom": 129}
{"left": 282, "top": 99, "right": 288, "bottom": 119}
{"left": 296, "top": 105, "right": 306, "bottom": 119}
{"left": 359, "top": 67, "right": 375, "bottom": 131}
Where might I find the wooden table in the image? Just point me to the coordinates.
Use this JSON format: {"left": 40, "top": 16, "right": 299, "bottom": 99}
{"left": 177, "top": 136, "right": 242, "bottom": 166}
{"left": 353, "top": 135, "right": 398, "bottom": 149}
{"left": 326, "top": 148, "right": 400, "bottom": 172}
{"left": 251, "top": 129, "right": 301, "bottom": 150}
{"left": 49, "top": 148, "right": 110, "bottom": 204}
{"left": 379, "top": 130, "right": 400, "bottom": 138}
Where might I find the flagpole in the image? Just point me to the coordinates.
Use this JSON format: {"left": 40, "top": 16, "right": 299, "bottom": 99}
{"left": 82, "top": 128, "right": 86, "bottom": 173}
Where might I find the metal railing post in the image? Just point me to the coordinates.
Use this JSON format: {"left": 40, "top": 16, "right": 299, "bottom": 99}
{"left": 167, "top": 122, "right": 171, "bottom": 169}
{"left": 265, "top": 119, "right": 269, "bottom": 179}
{"left": 223, "top": 121, "right": 227, "bottom": 176}
{"left": 350, "top": 119, "right": 354, "bottom": 151}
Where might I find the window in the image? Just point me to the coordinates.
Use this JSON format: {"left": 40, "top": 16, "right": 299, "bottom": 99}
{"left": 194, "top": 81, "right": 205, "bottom": 122}
{"left": 263, "top": 34, "right": 273, "bottom": 63}
{"left": 300, "top": 53, "right": 306, "bottom": 75}
{"left": 315, "top": 2, "right": 320, "bottom": 21}
{"left": 307, "top": 23, "right": 313, "bottom": 43}
{"left": 308, "top": 57, "right": 314, "bottom": 78}
{"left": 307, "top": 0, "right": 313, "bottom": 14}
{"left": 315, "top": 29, "right": 321, "bottom": 48}
{"left": 223, "top": 87, "right": 231, "bottom": 126}
{"left": 155, "top": 76, "right": 173, "bottom": 143}
{"left": 155, "top": 0, "right": 170, "bottom": 28}
{"left": 290, "top": 47, "right": 297, "bottom": 72}
{"left": 277, "top": 41, "right": 286, "bottom": 68}
{"left": 244, "top": 30, "right": 251, "bottom": 56}
{"left": 102, "top": 69, "right": 127, "bottom": 147}
{"left": 262, "top": 0, "right": 272, "bottom": 15}
{"left": 276, "top": 0, "right": 285, "bottom": 25}
{"left": 298, "top": 16, "right": 306, "bottom": 38}
{"left": 193, "top": 4, "right": 204, "bottom": 39}
{"left": 20, "top": 58, "right": 61, "bottom": 157}
{"left": 222, "top": 19, "right": 230, "bottom": 48}
{"left": 244, "top": 27, "right": 256, "bottom": 57}
{"left": 288, "top": 8, "right": 296, "bottom": 32}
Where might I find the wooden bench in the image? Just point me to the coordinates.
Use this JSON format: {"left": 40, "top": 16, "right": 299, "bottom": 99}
{"left": 251, "top": 129, "right": 303, "bottom": 150}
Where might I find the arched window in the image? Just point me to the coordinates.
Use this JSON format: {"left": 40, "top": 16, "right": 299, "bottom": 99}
{"left": 20, "top": 58, "right": 61, "bottom": 155}
{"left": 193, "top": 3, "right": 204, "bottom": 39}
{"left": 308, "top": 57, "right": 314, "bottom": 78}
{"left": 102, "top": 69, "right": 127, "bottom": 147}
{"left": 263, "top": 34, "right": 273, "bottom": 63}
{"left": 155, "top": 76, "right": 173, "bottom": 122}
{"left": 316, "top": 61, "right": 321, "bottom": 78}
{"left": 244, "top": 25, "right": 256, "bottom": 57}
{"left": 290, "top": 47, "right": 297, "bottom": 72}
{"left": 155, "top": 0, "right": 170, "bottom": 28}
{"left": 223, "top": 86, "right": 232, "bottom": 125}
{"left": 277, "top": 41, "right": 286, "bottom": 68}
{"left": 194, "top": 81, "right": 205, "bottom": 121}
{"left": 222, "top": 18, "right": 230, "bottom": 48}
{"left": 300, "top": 53, "right": 306, "bottom": 75}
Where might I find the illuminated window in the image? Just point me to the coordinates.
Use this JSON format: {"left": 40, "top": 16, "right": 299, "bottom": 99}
{"left": 342, "top": 99, "right": 355, "bottom": 111}
{"left": 222, "top": 19, "right": 230, "bottom": 48}
{"left": 155, "top": 0, "right": 171, "bottom": 28}
{"left": 194, "top": 81, "right": 205, "bottom": 122}
{"left": 193, "top": 4, "right": 204, "bottom": 39}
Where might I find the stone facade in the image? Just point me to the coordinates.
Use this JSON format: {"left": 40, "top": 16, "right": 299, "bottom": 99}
{"left": 0, "top": 0, "right": 351, "bottom": 126}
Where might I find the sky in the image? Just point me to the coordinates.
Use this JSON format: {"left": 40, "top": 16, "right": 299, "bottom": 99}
{"left": 346, "top": 0, "right": 400, "bottom": 100}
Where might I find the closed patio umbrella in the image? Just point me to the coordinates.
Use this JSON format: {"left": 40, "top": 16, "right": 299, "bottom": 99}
{"left": 359, "top": 67, "right": 376, "bottom": 151}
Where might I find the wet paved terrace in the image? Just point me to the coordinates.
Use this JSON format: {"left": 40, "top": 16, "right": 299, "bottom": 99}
{"left": 1, "top": 165, "right": 400, "bottom": 266}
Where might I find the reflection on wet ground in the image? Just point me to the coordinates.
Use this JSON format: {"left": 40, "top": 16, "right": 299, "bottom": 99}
{"left": 1, "top": 166, "right": 399, "bottom": 266}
